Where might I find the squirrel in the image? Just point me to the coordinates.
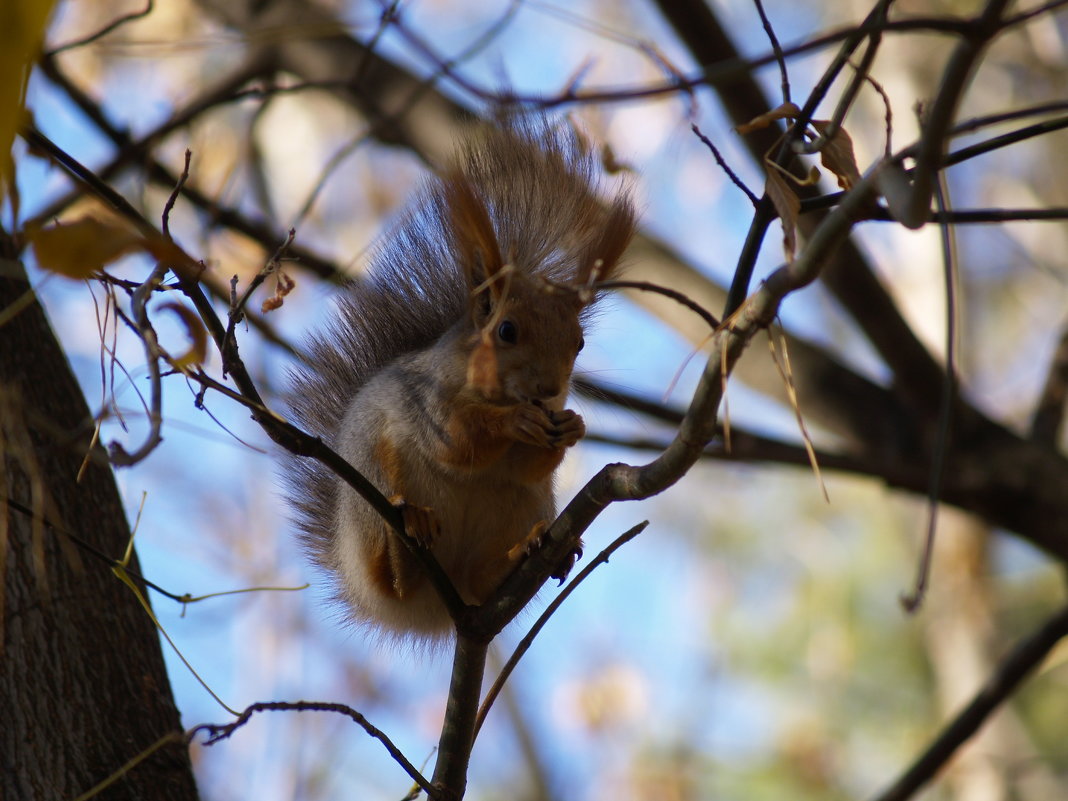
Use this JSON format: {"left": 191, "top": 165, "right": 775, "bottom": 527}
{"left": 285, "top": 121, "right": 635, "bottom": 639}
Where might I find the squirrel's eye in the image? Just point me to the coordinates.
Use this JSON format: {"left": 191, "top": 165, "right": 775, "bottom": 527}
{"left": 577, "top": 335, "right": 585, "bottom": 353}
{"left": 497, "top": 319, "right": 518, "bottom": 344}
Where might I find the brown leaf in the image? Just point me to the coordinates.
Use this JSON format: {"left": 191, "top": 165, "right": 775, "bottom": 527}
{"left": 260, "top": 271, "right": 295, "bottom": 314}
{"left": 29, "top": 217, "right": 143, "bottom": 279}
{"left": 736, "top": 102, "right": 801, "bottom": 135}
{"left": 158, "top": 301, "right": 207, "bottom": 369}
{"left": 765, "top": 165, "right": 801, "bottom": 262}
{"left": 811, "top": 120, "right": 862, "bottom": 190}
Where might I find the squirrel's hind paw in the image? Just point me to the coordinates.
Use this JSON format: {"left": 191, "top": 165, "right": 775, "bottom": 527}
{"left": 390, "top": 496, "right": 441, "bottom": 549}
{"left": 506, "top": 519, "right": 549, "bottom": 564}
{"left": 506, "top": 521, "right": 585, "bottom": 586}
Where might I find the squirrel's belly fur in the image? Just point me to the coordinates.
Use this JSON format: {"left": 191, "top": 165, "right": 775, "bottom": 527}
{"left": 283, "top": 120, "right": 635, "bottom": 641}
{"left": 333, "top": 362, "right": 555, "bottom": 635}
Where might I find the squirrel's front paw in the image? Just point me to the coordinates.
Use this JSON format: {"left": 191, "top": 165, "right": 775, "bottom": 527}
{"left": 390, "top": 495, "right": 441, "bottom": 549}
{"left": 510, "top": 403, "right": 556, "bottom": 448}
{"left": 511, "top": 404, "right": 586, "bottom": 449}
{"left": 547, "top": 408, "right": 585, "bottom": 448}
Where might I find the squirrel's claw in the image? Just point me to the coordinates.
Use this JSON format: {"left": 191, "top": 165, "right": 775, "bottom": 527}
{"left": 550, "top": 542, "right": 583, "bottom": 584}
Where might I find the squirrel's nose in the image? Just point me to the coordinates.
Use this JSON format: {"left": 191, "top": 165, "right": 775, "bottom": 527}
{"left": 535, "top": 382, "right": 564, "bottom": 400}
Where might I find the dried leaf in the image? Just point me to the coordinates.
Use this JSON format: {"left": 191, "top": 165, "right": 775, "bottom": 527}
{"left": 158, "top": 301, "right": 207, "bottom": 369}
{"left": 736, "top": 102, "right": 801, "bottom": 135}
{"left": 29, "top": 217, "right": 143, "bottom": 279}
{"left": 811, "top": 120, "right": 862, "bottom": 190}
{"left": 764, "top": 165, "right": 801, "bottom": 262}
{"left": 260, "top": 271, "right": 295, "bottom": 314}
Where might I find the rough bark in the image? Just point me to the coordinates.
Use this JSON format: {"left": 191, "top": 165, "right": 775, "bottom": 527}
{"left": 0, "top": 250, "right": 198, "bottom": 800}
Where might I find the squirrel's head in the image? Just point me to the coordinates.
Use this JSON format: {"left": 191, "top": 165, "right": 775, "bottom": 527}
{"left": 465, "top": 269, "right": 586, "bottom": 408}
{"left": 444, "top": 165, "right": 633, "bottom": 407}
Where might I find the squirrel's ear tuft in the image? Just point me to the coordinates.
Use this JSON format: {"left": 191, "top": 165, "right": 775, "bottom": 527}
{"left": 577, "top": 194, "right": 636, "bottom": 289}
{"left": 444, "top": 172, "right": 503, "bottom": 291}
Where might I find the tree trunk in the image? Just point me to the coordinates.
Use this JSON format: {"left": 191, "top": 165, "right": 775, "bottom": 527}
{"left": 0, "top": 248, "right": 198, "bottom": 800}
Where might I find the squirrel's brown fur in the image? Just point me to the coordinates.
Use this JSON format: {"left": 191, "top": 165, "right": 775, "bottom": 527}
{"left": 285, "top": 121, "right": 635, "bottom": 639}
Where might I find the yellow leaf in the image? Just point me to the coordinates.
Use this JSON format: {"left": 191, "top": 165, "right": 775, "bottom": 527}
{"left": 811, "top": 120, "right": 862, "bottom": 190}
{"left": 29, "top": 217, "right": 143, "bottom": 279}
{"left": 736, "top": 102, "right": 801, "bottom": 135}
{"left": 158, "top": 301, "right": 207, "bottom": 369}
{"left": 0, "top": 0, "right": 59, "bottom": 185}
{"left": 765, "top": 165, "right": 800, "bottom": 263}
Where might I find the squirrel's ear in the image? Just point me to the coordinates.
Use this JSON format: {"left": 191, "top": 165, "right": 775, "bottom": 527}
{"left": 444, "top": 172, "right": 504, "bottom": 298}
{"left": 576, "top": 195, "right": 635, "bottom": 290}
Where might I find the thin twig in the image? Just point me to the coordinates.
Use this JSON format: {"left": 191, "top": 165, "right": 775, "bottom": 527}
{"left": 223, "top": 229, "right": 296, "bottom": 376}
{"left": 191, "top": 701, "right": 434, "bottom": 797}
{"left": 47, "top": 0, "right": 154, "bottom": 55}
{"left": 107, "top": 151, "right": 191, "bottom": 467}
{"left": 473, "top": 521, "right": 648, "bottom": 739}
{"left": 5, "top": 497, "right": 185, "bottom": 602}
{"left": 597, "top": 279, "right": 720, "bottom": 329}
{"left": 752, "top": 0, "right": 790, "bottom": 103}
{"left": 901, "top": 171, "right": 958, "bottom": 613}
{"left": 690, "top": 124, "right": 759, "bottom": 205}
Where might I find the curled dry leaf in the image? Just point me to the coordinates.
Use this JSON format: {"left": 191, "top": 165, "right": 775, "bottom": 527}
{"left": 261, "top": 270, "right": 295, "bottom": 313}
{"left": 28, "top": 217, "right": 143, "bottom": 279}
{"left": 765, "top": 164, "right": 801, "bottom": 263}
{"left": 158, "top": 301, "right": 208, "bottom": 369}
{"left": 810, "top": 120, "right": 862, "bottom": 190}
{"left": 736, "top": 102, "right": 801, "bottom": 135}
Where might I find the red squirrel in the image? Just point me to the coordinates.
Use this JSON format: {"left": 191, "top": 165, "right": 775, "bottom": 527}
{"left": 286, "top": 121, "right": 635, "bottom": 638}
